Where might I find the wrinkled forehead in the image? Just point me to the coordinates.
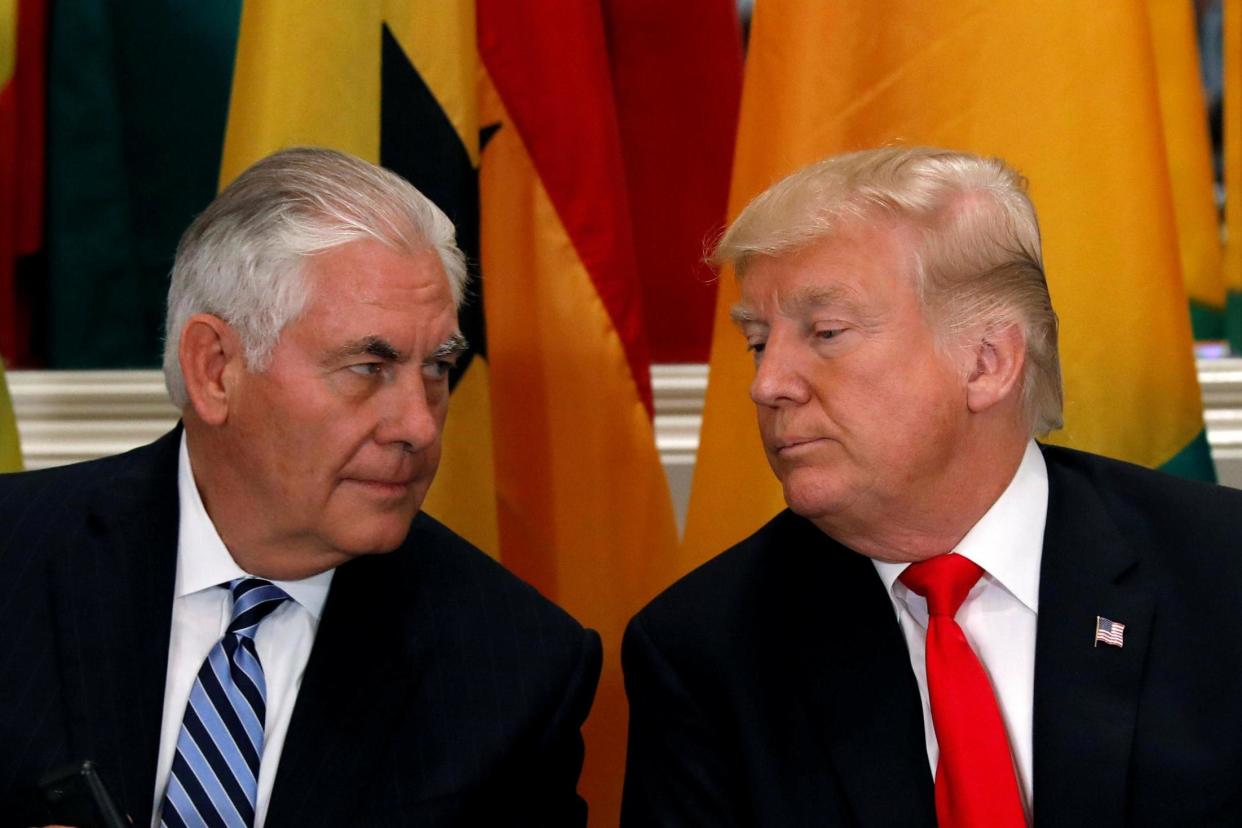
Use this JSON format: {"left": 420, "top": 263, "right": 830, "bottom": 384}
{"left": 730, "top": 221, "right": 925, "bottom": 319}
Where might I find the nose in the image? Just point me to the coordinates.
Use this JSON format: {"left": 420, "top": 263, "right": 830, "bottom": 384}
{"left": 374, "top": 375, "right": 443, "bottom": 452}
{"left": 749, "top": 335, "right": 810, "bottom": 409}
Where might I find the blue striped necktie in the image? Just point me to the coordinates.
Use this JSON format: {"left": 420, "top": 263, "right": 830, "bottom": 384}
{"left": 160, "top": 578, "right": 290, "bottom": 828}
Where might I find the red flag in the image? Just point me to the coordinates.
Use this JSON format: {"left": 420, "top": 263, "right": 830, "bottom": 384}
{"left": 0, "top": 0, "right": 45, "bottom": 365}
{"left": 604, "top": 0, "right": 743, "bottom": 363}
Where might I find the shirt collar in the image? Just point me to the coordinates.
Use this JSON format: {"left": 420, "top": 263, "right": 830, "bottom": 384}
{"left": 872, "top": 439, "right": 1048, "bottom": 613}
{"left": 176, "top": 433, "right": 334, "bottom": 618}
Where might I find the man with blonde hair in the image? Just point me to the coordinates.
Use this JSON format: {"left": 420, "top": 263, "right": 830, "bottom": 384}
{"left": 621, "top": 146, "right": 1242, "bottom": 827}
{"left": 0, "top": 147, "right": 600, "bottom": 827}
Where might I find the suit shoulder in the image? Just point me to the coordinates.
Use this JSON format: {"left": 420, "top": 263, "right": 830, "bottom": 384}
{"left": 0, "top": 434, "right": 177, "bottom": 530}
{"left": 630, "top": 510, "right": 845, "bottom": 652}
{"left": 646, "top": 510, "right": 829, "bottom": 606}
{"left": 0, "top": 451, "right": 119, "bottom": 499}
{"left": 1042, "top": 443, "right": 1242, "bottom": 586}
{"left": 403, "top": 512, "right": 594, "bottom": 642}
{"left": 1042, "top": 443, "right": 1242, "bottom": 528}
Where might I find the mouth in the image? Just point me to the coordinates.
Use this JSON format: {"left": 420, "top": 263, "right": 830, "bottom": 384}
{"left": 773, "top": 437, "right": 827, "bottom": 456}
{"left": 343, "top": 478, "right": 416, "bottom": 499}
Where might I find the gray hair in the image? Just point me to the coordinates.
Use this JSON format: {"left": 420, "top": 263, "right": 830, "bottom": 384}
{"left": 162, "top": 146, "right": 467, "bottom": 408}
{"left": 712, "top": 145, "right": 1063, "bottom": 436}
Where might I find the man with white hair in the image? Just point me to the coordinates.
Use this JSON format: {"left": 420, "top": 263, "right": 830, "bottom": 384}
{"left": 0, "top": 148, "right": 601, "bottom": 827}
{"left": 621, "top": 146, "right": 1242, "bottom": 827}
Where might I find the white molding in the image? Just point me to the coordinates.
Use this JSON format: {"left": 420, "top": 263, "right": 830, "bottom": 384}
{"left": 652, "top": 363, "right": 709, "bottom": 468}
{"left": 1196, "top": 359, "right": 1242, "bottom": 475}
{"left": 8, "top": 370, "right": 180, "bottom": 470}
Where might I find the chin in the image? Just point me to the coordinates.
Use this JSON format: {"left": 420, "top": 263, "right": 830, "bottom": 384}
{"left": 780, "top": 476, "right": 849, "bottom": 522}
{"left": 331, "top": 520, "right": 415, "bottom": 558}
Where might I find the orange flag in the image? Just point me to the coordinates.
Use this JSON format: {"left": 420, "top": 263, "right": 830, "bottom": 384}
{"left": 683, "top": 0, "right": 1213, "bottom": 572}
{"left": 477, "top": 4, "right": 680, "bottom": 822}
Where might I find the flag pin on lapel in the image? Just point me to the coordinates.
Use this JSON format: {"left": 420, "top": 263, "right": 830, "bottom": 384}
{"left": 1094, "top": 616, "right": 1125, "bottom": 648}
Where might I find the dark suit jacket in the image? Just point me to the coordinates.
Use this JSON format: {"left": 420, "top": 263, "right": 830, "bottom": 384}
{"left": 0, "top": 428, "right": 602, "bottom": 826}
{"left": 621, "top": 445, "right": 1242, "bottom": 827}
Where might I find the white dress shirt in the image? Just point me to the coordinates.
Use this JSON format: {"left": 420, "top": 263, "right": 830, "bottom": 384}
{"left": 872, "top": 439, "right": 1048, "bottom": 823}
{"left": 150, "top": 435, "right": 334, "bottom": 827}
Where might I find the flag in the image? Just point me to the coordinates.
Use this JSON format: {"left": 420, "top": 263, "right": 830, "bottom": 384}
{"left": 1147, "top": 0, "right": 1224, "bottom": 340}
{"left": 1094, "top": 616, "right": 1126, "bottom": 648}
{"left": 1225, "top": 0, "right": 1242, "bottom": 351}
{"left": 0, "top": 0, "right": 17, "bottom": 363}
{"left": 0, "top": 361, "right": 20, "bottom": 471}
{"left": 0, "top": 0, "right": 45, "bottom": 366}
{"left": 477, "top": 3, "right": 679, "bottom": 820}
{"left": 682, "top": 0, "right": 1214, "bottom": 571}
{"left": 221, "top": 0, "right": 500, "bottom": 555}
{"left": 223, "top": 4, "right": 680, "bottom": 822}
{"left": 603, "top": 0, "right": 743, "bottom": 363}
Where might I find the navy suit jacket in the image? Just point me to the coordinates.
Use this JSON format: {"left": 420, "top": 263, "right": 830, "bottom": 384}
{"left": 621, "top": 445, "right": 1242, "bottom": 827}
{"left": 0, "top": 428, "right": 602, "bottom": 826}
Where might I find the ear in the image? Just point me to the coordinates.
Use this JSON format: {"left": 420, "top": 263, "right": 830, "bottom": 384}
{"left": 179, "top": 313, "right": 244, "bottom": 426}
{"left": 965, "top": 322, "right": 1026, "bottom": 414}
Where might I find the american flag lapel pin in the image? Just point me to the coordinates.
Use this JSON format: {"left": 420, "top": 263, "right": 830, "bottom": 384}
{"left": 1094, "top": 615, "right": 1125, "bottom": 648}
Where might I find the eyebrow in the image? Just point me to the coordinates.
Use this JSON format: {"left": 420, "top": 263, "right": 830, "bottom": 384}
{"left": 730, "top": 303, "right": 762, "bottom": 326}
{"left": 326, "top": 332, "right": 470, "bottom": 366}
{"left": 430, "top": 332, "right": 470, "bottom": 361}
{"left": 327, "top": 336, "right": 405, "bottom": 363}
{"left": 731, "top": 284, "right": 864, "bottom": 327}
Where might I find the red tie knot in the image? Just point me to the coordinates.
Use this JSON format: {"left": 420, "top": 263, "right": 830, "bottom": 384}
{"left": 899, "top": 553, "right": 984, "bottom": 618}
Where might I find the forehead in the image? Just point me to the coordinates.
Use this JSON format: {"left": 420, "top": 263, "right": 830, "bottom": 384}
{"left": 735, "top": 222, "right": 922, "bottom": 318}
{"left": 293, "top": 240, "right": 456, "bottom": 341}
{"left": 303, "top": 238, "right": 449, "bottom": 295}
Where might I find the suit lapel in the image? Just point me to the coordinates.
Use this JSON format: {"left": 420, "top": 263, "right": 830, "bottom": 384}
{"left": 50, "top": 428, "right": 181, "bottom": 825}
{"left": 1032, "top": 451, "right": 1153, "bottom": 828}
{"left": 783, "top": 526, "right": 937, "bottom": 827}
{"left": 266, "top": 549, "right": 417, "bottom": 824}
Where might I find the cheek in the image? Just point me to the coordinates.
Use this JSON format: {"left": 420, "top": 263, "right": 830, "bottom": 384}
{"left": 755, "top": 404, "right": 776, "bottom": 433}
{"left": 886, "top": 378, "right": 965, "bottom": 457}
{"left": 262, "top": 409, "right": 367, "bottom": 494}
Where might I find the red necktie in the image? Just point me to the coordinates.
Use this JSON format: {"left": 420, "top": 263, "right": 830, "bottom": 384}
{"left": 900, "top": 554, "right": 1025, "bottom": 828}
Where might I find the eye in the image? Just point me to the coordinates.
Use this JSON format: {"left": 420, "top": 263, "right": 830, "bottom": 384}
{"left": 421, "top": 359, "right": 454, "bottom": 381}
{"left": 347, "top": 362, "right": 384, "bottom": 377}
{"left": 815, "top": 327, "right": 845, "bottom": 341}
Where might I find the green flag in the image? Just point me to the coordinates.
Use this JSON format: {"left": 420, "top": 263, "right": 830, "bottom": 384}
{"left": 46, "top": 0, "right": 241, "bottom": 367}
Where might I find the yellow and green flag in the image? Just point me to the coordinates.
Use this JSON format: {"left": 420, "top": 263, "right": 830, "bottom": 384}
{"left": 1225, "top": 0, "right": 1242, "bottom": 351}
{"left": 682, "top": 0, "right": 1214, "bottom": 572}
{"left": 1148, "top": 0, "right": 1225, "bottom": 340}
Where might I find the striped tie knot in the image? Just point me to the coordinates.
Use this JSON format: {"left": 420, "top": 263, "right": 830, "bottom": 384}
{"left": 226, "top": 578, "right": 290, "bottom": 639}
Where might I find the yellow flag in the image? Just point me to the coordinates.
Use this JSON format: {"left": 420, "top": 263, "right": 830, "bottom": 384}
{"left": 219, "top": 2, "right": 382, "bottom": 183}
{"left": 682, "top": 0, "right": 1212, "bottom": 571}
{"left": 0, "top": 362, "right": 21, "bottom": 472}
